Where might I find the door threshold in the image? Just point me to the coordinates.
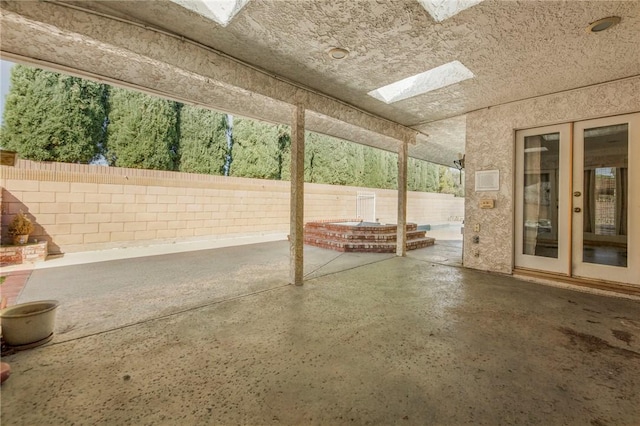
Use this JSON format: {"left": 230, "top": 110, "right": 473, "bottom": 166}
{"left": 513, "top": 268, "right": 640, "bottom": 299}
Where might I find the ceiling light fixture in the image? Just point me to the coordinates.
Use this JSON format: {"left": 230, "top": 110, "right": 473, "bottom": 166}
{"left": 328, "top": 47, "right": 350, "bottom": 60}
{"left": 417, "top": 0, "right": 484, "bottom": 23}
{"left": 368, "top": 60, "right": 474, "bottom": 104}
{"left": 587, "top": 16, "right": 621, "bottom": 33}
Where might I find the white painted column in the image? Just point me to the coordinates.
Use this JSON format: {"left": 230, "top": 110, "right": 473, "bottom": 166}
{"left": 396, "top": 135, "right": 411, "bottom": 256}
{"left": 290, "top": 104, "right": 305, "bottom": 285}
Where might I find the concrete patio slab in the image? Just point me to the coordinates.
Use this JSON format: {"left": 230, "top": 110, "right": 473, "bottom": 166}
{"left": 14, "top": 241, "right": 394, "bottom": 343}
{"left": 1, "top": 241, "right": 639, "bottom": 425}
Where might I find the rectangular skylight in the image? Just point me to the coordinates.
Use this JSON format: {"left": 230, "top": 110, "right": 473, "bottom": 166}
{"left": 170, "top": 0, "right": 249, "bottom": 26}
{"left": 417, "top": 0, "right": 484, "bottom": 22}
{"left": 368, "top": 60, "right": 474, "bottom": 104}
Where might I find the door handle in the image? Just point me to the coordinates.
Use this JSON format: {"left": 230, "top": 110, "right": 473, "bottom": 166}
{"left": 574, "top": 207, "right": 581, "bottom": 213}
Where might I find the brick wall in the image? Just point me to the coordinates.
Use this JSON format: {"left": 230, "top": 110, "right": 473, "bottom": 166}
{"left": 1, "top": 160, "right": 464, "bottom": 254}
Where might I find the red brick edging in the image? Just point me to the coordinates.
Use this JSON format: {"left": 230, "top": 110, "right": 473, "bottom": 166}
{"left": 0, "top": 269, "right": 33, "bottom": 307}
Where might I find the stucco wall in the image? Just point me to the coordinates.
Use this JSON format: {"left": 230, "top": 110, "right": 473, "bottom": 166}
{"left": 464, "top": 76, "right": 640, "bottom": 273}
{"left": 1, "top": 160, "right": 463, "bottom": 254}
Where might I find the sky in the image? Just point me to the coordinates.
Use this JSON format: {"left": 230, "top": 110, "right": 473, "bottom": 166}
{"left": 1, "top": 59, "right": 16, "bottom": 124}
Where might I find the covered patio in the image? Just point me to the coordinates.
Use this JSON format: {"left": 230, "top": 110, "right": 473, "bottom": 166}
{"left": 2, "top": 1, "right": 639, "bottom": 289}
{"left": 2, "top": 238, "right": 639, "bottom": 424}
{"left": 1, "top": 1, "right": 640, "bottom": 423}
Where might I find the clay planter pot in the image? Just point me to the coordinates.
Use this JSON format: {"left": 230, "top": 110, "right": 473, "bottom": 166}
{"left": 0, "top": 300, "right": 59, "bottom": 347}
{"left": 12, "top": 235, "right": 29, "bottom": 245}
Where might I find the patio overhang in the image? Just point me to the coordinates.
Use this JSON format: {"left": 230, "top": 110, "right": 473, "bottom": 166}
{"left": 0, "top": 2, "right": 415, "bottom": 159}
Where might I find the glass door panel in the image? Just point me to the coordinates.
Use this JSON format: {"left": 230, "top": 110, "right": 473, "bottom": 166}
{"left": 515, "top": 124, "right": 570, "bottom": 274}
{"left": 522, "top": 134, "right": 559, "bottom": 258}
{"left": 573, "top": 113, "right": 639, "bottom": 285}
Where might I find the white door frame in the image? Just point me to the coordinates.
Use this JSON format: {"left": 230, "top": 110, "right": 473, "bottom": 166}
{"left": 515, "top": 124, "right": 571, "bottom": 275}
{"left": 571, "top": 113, "right": 640, "bottom": 285}
{"left": 515, "top": 113, "right": 639, "bottom": 286}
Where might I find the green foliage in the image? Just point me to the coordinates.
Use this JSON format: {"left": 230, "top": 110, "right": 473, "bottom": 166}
{"left": 305, "top": 132, "right": 364, "bottom": 185}
{"left": 361, "top": 147, "right": 390, "bottom": 189}
{"left": 105, "top": 88, "right": 179, "bottom": 170}
{"left": 276, "top": 125, "right": 291, "bottom": 180}
{"left": 384, "top": 152, "right": 399, "bottom": 189}
{"left": 178, "top": 105, "right": 227, "bottom": 175}
{"left": 408, "top": 157, "right": 440, "bottom": 192}
{"left": 1, "top": 64, "right": 465, "bottom": 197}
{"left": 438, "top": 166, "right": 464, "bottom": 196}
{"left": 1, "top": 65, "right": 108, "bottom": 163}
{"left": 230, "top": 118, "right": 278, "bottom": 179}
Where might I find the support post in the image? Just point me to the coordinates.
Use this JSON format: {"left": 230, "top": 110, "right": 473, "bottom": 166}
{"left": 290, "top": 104, "right": 305, "bottom": 285}
{"left": 396, "top": 134, "right": 412, "bottom": 256}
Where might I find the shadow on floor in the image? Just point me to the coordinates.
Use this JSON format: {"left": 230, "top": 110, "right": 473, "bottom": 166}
{"left": 4, "top": 240, "right": 639, "bottom": 425}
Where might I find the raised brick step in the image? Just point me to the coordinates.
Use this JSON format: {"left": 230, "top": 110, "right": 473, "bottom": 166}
{"left": 305, "top": 222, "right": 418, "bottom": 234}
{"left": 304, "top": 229, "right": 426, "bottom": 242}
{"left": 304, "top": 236, "right": 435, "bottom": 253}
{"left": 303, "top": 221, "right": 433, "bottom": 253}
{"left": 406, "top": 237, "right": 436, "bottom": 250}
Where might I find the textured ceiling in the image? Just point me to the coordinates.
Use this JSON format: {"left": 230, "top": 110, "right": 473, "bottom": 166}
{"left": 2, "top": 0, "right": 639, "bottom": 166}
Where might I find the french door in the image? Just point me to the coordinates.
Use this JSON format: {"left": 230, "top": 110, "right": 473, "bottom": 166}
{"left": 515, "top": 113, "right": 639, "bottom": 286}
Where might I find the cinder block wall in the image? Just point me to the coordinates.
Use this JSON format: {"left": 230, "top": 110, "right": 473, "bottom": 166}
{"left": 1, "top": 160, "right": 464, "bottom": 254}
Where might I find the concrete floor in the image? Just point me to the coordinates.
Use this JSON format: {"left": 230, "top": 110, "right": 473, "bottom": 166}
{"left": 1, "top": 238, "right": 639, "bottom": 425}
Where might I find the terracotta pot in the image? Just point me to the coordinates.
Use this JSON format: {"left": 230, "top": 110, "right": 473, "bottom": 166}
{"left": 12, "top": 234, "right": 29, "bottom": 245}
{"left": 0, "top": 300, "right": 59, "bottom": 347}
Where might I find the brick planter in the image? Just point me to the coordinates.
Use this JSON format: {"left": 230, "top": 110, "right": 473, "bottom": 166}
{"left": 0, "top": 241, "right": 48, "bottom": 267}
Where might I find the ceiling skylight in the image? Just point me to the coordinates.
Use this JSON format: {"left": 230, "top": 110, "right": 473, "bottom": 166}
{"left": 368, "top": 61, "right": 474, "bottom": 104}
{"left": 417, "top": 0, "right": 484, "bottom": 22}
{"left": 171, "top": 0, "right": 249, "bottom": 27}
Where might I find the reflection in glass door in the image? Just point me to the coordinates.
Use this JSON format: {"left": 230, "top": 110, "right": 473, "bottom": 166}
{"left": 572, "top": 114, "right": 639, "bottom": 285}
{"left": 523, "top": 134, "right": 559, "bottom": 258}
{"left": 515, "top": 113, "right": 639, "bottom": 286}
{"left": 515, "top": 124, "right": 570, "bottom": 274}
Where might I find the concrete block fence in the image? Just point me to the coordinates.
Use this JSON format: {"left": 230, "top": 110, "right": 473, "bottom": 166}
{"left": 1, "top": 160, "right": 464, "bottom": 254}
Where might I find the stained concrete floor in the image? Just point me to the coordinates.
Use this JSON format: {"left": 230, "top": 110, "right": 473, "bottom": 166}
{"left": 1, "top": 239, "right": 639, "bottom": 425}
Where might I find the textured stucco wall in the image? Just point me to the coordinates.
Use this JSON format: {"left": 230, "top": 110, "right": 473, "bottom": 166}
{"left": 464, "top": 76, "right": 640, "bottom": 274}
{"left": 1, "top": 160, "right": 463, "bottom": 254}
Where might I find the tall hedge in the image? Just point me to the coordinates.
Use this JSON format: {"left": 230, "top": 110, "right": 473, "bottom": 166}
{"left": 1, "top": 65, "right": 108, "bottom": 163}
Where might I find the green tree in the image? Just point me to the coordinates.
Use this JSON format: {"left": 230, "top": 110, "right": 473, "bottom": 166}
{"left": 408, "top": 158, "right": 439, "bottom": 192}
{"left": 438, "top": 166, "right": 464, "bottom": 196}
{"left": 361, "top": 147, "right": 389, "bottom": 189}
{"left": 223, "top": 114, "right": 234, "bottom": 176}
{"left": 178, "top": 105, "right": 227, "bottom": 175}
{"left": 105, "top": 88, "right": 179, "bottom": 170}
{"left": 1, "top": 65, "right": 108, "bottom": 163}
{"left": 231, "top": 118, "right": 280, "bottom": 179}
{"left": 275, "top": 125, "right": 291, "bottom": 181}
{"left": 305, "top": 132, "right": 365, "bottom": 186}
{"left": 384, "top": 151, "right": 399, "bottom": 189}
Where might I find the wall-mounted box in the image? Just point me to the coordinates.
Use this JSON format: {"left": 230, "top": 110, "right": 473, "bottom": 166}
{"left": 479, "top": 199, "right": 495, "bottom": 209}
{"left": 475, "top": 170, "right": 499, "bottom": 191}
